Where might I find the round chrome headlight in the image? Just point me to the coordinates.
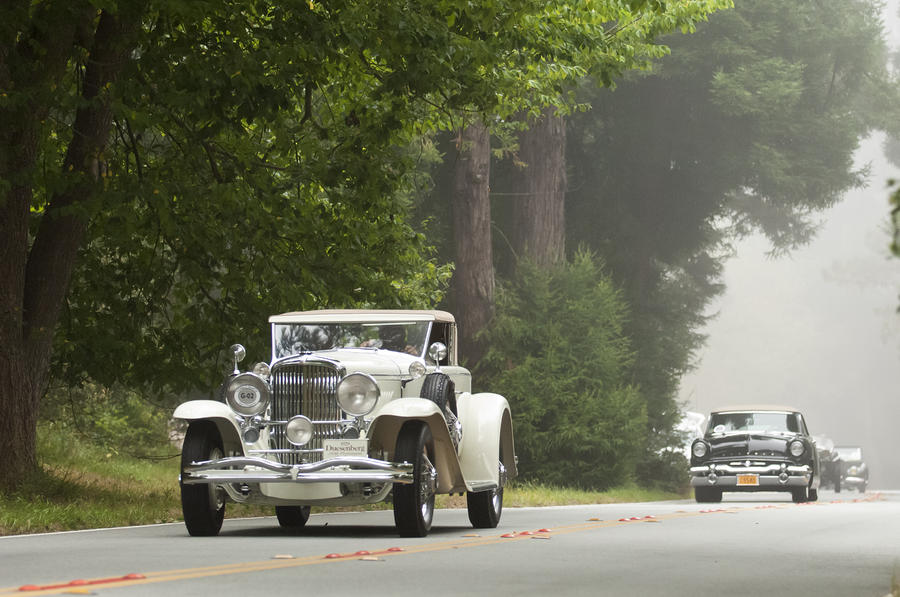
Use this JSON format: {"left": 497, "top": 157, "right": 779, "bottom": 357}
{"left": 252, "top": 361, "right": 271, "bottom": 378}
{"left": 789, "top": 440, "right": 805, "bottom": 457}
{"left": 286, "top": 415, "right": 314, "bottom": 446}
{"left": 226, "top": 372, "right": 270, "bottom": 416}
{"left": 336, "top": 373, "right": 380, "bottom": 416}
{"left": 692, "top": 441, "right": 708, "bottom": 458}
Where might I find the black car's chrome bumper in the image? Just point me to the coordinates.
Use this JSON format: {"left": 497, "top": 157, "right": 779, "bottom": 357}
{"left": 180, "top": 456, "right": 414, "bottom": 485}
{"left": 690, "top": 463, "right": 811, "bottom": 489}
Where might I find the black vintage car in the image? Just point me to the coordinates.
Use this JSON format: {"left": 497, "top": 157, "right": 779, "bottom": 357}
{"left": 834, "top": 446, "right": 868, "bottom": 493}
{"left": 690, "top": 406, "right": 821, "bottom": 503}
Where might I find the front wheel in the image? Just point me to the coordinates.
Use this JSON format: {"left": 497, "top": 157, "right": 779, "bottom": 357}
{"left": 276, "top": 506, "right": 311, "bottom": 528}
{"left": 791, "top": 486, "right": 808, "bottom": 503}
{"left": 393, "top": 422, "right": 436, "bottom": 537}
{"left": 694, "top": 486, "right": 722, "bottom": 503}
{"left": 180, "top": 421, "right": 226, "bottom": 536}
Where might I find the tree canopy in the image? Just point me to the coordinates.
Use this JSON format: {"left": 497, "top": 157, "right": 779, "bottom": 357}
{"left": 0, "top": 0, "right": 728, "bottom": 489}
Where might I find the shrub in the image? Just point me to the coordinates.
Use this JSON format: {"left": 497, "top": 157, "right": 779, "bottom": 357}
{"left": 41, "top": 382, "right": 174, "bottom": 458}
{"left": 476, "top": 249, "right": 647, "bottom": 490}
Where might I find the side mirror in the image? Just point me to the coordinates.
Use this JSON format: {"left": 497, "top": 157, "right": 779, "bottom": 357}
{"left": 428, "top": 342, "right": 447, "bottom": 371}
{"left": 230, "top": 343, "right": 246, "bottom": 374}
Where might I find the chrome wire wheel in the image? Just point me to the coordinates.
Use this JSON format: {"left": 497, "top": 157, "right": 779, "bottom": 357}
{"left": 418, "top": 453, "right": 437, "bottom": 526}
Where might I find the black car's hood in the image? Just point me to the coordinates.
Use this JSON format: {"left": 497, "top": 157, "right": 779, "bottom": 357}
{"left": 706, "top": 432, "right": 797, "bottom": 458}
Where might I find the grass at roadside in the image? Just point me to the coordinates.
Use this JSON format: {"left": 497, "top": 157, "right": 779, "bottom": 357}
{"left": 0, "top": 427, "right": 686, "bottom": 536}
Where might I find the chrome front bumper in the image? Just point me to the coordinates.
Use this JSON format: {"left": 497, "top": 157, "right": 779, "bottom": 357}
{"left": 690, "top": 463, "right": 811, "bottom": 488}
{"left": 181, "top": 456, "right": 414, "bottom": 485}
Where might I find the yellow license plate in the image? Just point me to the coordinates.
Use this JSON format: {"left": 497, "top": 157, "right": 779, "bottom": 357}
{"left": 737, "top": 474, "right": 759, "bottom": 486}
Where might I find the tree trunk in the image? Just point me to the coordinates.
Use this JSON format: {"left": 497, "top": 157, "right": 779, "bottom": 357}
{"left": 0, "top": 7, "right": 140, "bottom": 490}
{"left": 450, "top": 121, "right": 493, "bottom": 365}
{"left": 511, "top": 107, "right": 567, "bottom": 267}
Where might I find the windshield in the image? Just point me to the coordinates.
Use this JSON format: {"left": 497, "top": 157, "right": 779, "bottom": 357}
{"left": 272, "top": 321, "right": 430, "bottom": 359}
{"left": 835, "top": 447, "right": 862, "bottom": 461}
{"left": 707, "top": 412, "right": 799, "bottom": 434}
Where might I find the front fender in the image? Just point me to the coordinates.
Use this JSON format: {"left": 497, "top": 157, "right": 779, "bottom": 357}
{"left": 457, "top": 392, "right": 517, "bottom": 488}
{"left": 368, "top": 398, "right": 466, "bottom": 493}
{"left": 173, "top": 400, "right": 244, "bottom": 456}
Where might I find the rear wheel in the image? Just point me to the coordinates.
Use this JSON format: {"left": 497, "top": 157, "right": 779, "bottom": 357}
{"left": 180, "top": 421, "right": 226, "bottom": 536}
{"left": 275, "top": 506, "right": 311, "bottom": 528}
{"left": 393, "top": 422, "right": 436, "bottom": 537}
{"left": 694, "top": 487, "right": 722, "bottom": 503}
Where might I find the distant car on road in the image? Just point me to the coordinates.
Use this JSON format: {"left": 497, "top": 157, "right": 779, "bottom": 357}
{"left": 689, "top": 405, "right": 821, "bottom": 503}
{"left": 174, "top": 309, "right": 517, "bottom": 537}
{"left": 834, "top": 446, "right": 868, "bottom": 493}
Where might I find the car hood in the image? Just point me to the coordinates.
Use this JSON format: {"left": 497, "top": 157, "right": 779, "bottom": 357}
{"left": 705, "top": 432, "right": 798, "bottom": 458}
{"left": 275, "top": 348, "right": 419, "bottom": 378}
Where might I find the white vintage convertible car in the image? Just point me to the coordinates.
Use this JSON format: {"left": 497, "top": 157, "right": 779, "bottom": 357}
{"left": 174, "top": 309, "right": 517, "bottom": 537}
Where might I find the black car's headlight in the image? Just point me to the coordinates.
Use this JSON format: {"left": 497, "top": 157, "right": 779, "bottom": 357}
{"left": 336, "top": 373, "right": 380, "bottom": 416}
{"left": 789, "top": 439, "right": 805, "bottom": 457}
{"left": 226, "top": 372, "right": 270, "bottom": 416}
{"left": 692, "top": 440, "right": 709, "bottom": 459}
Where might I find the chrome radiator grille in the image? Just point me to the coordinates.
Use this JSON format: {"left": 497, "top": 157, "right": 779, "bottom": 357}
{"left": 270, "top": 362, "right": 342, "bottom": 464}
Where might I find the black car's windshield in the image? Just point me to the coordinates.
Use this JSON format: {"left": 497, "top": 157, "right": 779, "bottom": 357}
{"left": 707, "top": 412, "right": 798, "bottom": 434}
{"left": 273, "top": 322, "right": 430, "bottom": 359}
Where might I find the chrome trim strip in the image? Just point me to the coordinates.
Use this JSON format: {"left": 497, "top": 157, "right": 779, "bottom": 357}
{"left": 690, "top": 464, "right": 810, "bottom": 475}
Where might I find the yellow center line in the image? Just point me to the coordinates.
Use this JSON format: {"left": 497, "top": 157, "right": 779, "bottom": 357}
{"left": 0, "top": 495, "right": 881, "bottom": 596}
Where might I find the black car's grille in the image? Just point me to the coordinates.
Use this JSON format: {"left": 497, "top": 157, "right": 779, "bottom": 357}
{"left": 270, "top": 362, "right": 342, "bottom": 464}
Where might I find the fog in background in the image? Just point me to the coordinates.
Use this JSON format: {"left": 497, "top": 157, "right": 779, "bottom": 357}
{"left": 679, "top": 1, "right": 900, "bottom": 489}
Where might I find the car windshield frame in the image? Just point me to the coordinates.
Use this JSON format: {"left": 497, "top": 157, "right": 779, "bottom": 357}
{"left": 272, "top": 321, "right": 432, "bottom": 359}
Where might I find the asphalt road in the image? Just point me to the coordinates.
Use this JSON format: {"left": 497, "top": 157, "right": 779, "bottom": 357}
{"left": 1, "top": 490, "right": 898, "bottom": 596}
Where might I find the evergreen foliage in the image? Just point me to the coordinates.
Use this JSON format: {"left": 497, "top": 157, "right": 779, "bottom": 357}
{"left": 476, "top": 250, "right": 646, "bottom": 489}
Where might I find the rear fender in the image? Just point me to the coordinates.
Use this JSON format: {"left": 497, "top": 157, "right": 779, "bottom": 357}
{"left": 368, "top": 398, "right": 466, "bottom": 493}
{"left": 173, "top": 400, "right": 244, "bottom": 456}
{"left": 456, "top": 392, "right": 517, "bottom": 487}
